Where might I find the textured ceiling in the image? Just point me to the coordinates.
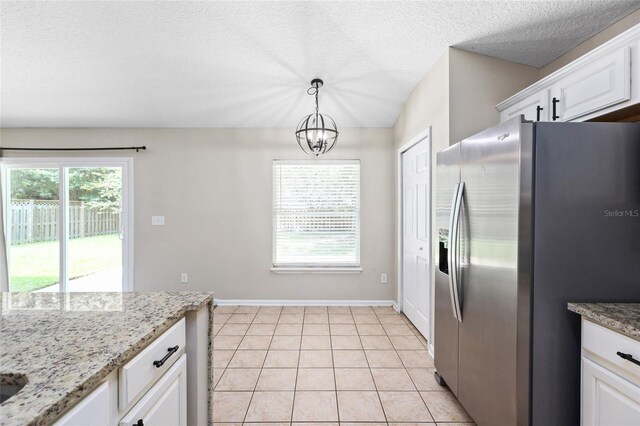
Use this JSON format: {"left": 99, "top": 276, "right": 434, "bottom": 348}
{"left": 1, "top": 1, "right": 638, "bottom": 128}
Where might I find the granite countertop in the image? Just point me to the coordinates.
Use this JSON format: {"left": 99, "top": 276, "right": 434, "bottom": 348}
{"left": 0, "top": 291, "right": 213, "bottom": 426}
{"left": 568, "top": 303, "right": 640, "bottom": 340}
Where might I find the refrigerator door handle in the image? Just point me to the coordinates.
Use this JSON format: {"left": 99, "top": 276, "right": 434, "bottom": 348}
{"left": 447, "top": 183, "right": 459, "bottom": 321}
{"left": 447, "top": 182, "right": 464, "bottom": 321}
{"left": 450, "top": 182, "right": 465, "bottom": 322}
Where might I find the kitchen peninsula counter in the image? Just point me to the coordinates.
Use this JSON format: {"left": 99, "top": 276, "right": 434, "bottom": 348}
{"left": 0, "top": 291, "right": 213, "bottom": 425}
{"left": 568, "top": 302, "right": 640, "bottom": 340}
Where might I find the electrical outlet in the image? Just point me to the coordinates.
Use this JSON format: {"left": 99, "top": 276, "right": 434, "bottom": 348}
{"left": 380, "top": 273, "right": 388, "bottom": 284}
{"left": 181, "top": 273, "right": 188, "bottom": 283}
{"left": 152, "top": 216, "right": 165, "bottom": 226}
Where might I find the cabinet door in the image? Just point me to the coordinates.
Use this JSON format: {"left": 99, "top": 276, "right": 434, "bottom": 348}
{"left": 120, "top": 354, "right": 187, "bottom": 426}
{"left": 582, "top": 357, "right": 640, "bottom": 426}
{"left": 552, "top": 47, "right": 631, "bottom": 122}
{"left": 120, "top": 318, "right": 186, "bottom": 410}
{"left": 54, "top": 382, "right": 110, "bottom": 426}
{"left": 501, "top": 89, "right": 549, "bottom": 122}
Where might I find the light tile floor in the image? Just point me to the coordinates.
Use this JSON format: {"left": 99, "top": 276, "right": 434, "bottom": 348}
{"left": 212, "top": 305, "right": 474, "bottom": 425}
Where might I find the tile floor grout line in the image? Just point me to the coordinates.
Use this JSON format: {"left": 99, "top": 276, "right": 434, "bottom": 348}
{"left": 249, "top": 305, "right": 285, "bottom": 422}
{"left": 361, "top": 307, "right": 390, "bottom": 425}
{"left": 398, "top": 320, "right": 437, "bottom": 422}
{"left": 243, "top": 305, "right": 285, "bottom": 423}
{"left": 213, "top": 305, "right": 245, "bottom": 422}
{"left": 211, "top": 305, "right": 234, "bottom": 389}
{"left": 211, "top": 305, "right": 470, "bottom": 425}
{"left": 211, "top": 306, "right": 234, "bottom": 389}
{"left": 218, "top": 306, "right": 255, "bottom": 371}
{"left": 381, "top": 307, "right": 438, "bottom": 424}
{"left": 398, "top": 311, "right": 430, "bottom": 351}
{"left": 213, "top": 305, "right": 242, "bottom": 376}
{"left": 329, "top": 308, "right": 348, "bottom": 422}
{"left": 227, "top": 306, "right": 258, "bottom": 424}
{"left": 288, "top": 305, "right": 305, "bottom": 423}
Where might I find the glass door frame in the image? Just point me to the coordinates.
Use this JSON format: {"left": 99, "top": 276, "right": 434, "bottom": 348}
{"left": 0, "top": 157, "right": 134, "bottom": 292}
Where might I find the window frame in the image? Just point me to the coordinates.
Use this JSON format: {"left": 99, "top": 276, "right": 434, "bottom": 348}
{"left": 271, "top": 159, "right": 362, "bottom": 273}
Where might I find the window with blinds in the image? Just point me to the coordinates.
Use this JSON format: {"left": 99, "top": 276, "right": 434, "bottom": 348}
{"left": 273, "top": 160, "right": 360, "bottom": 267}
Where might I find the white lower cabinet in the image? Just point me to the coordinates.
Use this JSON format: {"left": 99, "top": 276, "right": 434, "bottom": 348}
{"left": 52, "top": 308, "right": 209, "bottom": 426}
{"left": 120, "top": 354, "right": 187, "bottom": 426}
{"left": 581, "top": 320, "right": 640, "bottom": 426}
{"left": 119, "top": 318, "right": 186, "bottom": 411}
{"left": 582, "top": 357, "right": 640, "bottom": 425}
{"left": 54, "top": 381, "right": 110, "bottom": 426}
{"left": 54, "top": 317, "right": 194, "bottom": 426}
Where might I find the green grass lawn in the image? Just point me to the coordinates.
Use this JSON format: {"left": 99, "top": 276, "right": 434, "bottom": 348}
{"left": 9, "top": 234, "right": 121, "bottom": 292}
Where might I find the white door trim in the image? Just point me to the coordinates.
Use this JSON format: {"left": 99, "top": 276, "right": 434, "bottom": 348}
{"left": 0, "top": 157, "right": 134, "bottom": 292}
{"left": 396, "top": 126, "right": 432, "bottom": 340}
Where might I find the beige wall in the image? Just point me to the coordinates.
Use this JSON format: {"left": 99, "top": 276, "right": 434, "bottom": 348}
{"left": 391, "top": 48, "right": 537, "bottom": 339}
{"left": 1, "top": 127, "right": 395, "bottom": 301}
{"left": 540, "top": 9, "right": 640, "bottom": 78}
{"left": 392, "top": 51, "right": 450, "bottom": 303}
{"left": 5, "top": 12, "right": 634, "bottom": 304}
{"left": 394, "top": 51, "right": 451, "bottom": 152}
{"left": 393, "top": 48, "right": 538, "bottom": 151}
{"left": 449, "top": 48, "right": 539, "bottom": 144}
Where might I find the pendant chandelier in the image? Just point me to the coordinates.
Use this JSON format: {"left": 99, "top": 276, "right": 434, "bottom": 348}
{"left": 295, "top": 78, "right": 339, "bottom": 156}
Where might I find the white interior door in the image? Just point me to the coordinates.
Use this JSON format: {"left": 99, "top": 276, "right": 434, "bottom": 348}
{"left": 401, "top": 137, "right": 431, "bottom": 339}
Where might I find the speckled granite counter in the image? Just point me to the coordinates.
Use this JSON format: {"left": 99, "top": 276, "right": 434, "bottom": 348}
{"left": 568, "top": 303, "right": 640, "bottom": 340}
{"left": 0, "top": 291, "right": 213, "bottom": 426}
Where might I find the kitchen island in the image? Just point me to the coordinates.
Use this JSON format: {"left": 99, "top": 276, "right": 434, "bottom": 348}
{"left": 0, "top": 291, "right": 214, "bottom": 426}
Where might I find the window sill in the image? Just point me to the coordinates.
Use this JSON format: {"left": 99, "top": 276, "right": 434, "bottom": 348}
{"left": 271, "top": 267, "right": 363, "bottom": 274}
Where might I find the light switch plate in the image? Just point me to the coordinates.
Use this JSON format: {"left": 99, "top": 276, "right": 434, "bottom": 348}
{"left": 151, "top": 216, "right": 165, "bottom": 226}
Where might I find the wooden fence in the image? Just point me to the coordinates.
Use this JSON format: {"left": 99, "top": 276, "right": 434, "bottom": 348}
{"left": 9, "top": 200, "right": 120, "bottom": 245}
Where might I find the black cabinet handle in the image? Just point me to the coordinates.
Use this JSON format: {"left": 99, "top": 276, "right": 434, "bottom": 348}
{"left": 133, "top": 420, "right": 144, "bottom": 426}
{"left": 536, "top": 105, "right": 543, "bottom": 122}
{"left": 153, "top": 345, "right": 179, "bottom": 368}
{"left": 616, "top": 351, "right": 640, "bottom": 366}
{"left": 552, "top": 97, "right": 560, "bottom": 121}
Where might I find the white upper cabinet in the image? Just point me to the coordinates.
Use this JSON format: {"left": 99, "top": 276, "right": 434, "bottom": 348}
{"left": 501, "top": 89, "right": 550, "bottom": 122}
{"left": 551, "top": 47, "right": 631, "bottom": 121}
{"left": 497, "top": 24, "right": 639, "bottom": 123}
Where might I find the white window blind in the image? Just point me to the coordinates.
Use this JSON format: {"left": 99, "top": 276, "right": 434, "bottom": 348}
{"left": 273, "top": 160, "right": 360, "bottom": 267}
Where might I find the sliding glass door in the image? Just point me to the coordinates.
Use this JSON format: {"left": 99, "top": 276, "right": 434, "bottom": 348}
{"left": 1, "top": 159, "right": 132, "bottom": 292}
{"left": 7, "top": 167, "right": 61, "bottom": 291}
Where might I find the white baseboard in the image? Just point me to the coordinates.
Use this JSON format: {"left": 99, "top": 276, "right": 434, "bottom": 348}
{"left": 214, "top": 299, "right": 396, "bottom": 307}
{"left": 428, "top": 342, "right": 435, "bottom": 358}
{"left": 392, "top": 301, "right": 400, "bottom": 313}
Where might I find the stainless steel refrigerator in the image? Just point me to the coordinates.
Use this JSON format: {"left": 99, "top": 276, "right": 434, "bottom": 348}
{"left": 434, "top": 116, "right": 640, "bottom": 426}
